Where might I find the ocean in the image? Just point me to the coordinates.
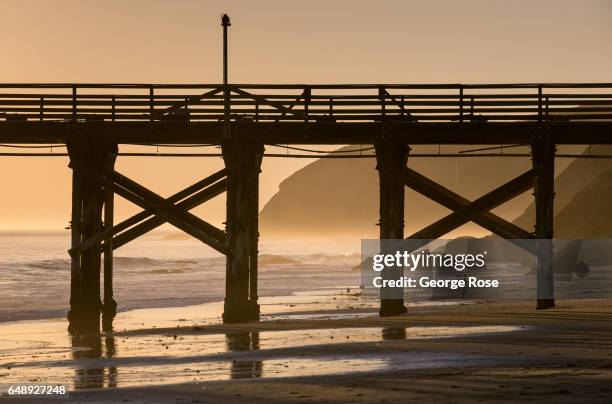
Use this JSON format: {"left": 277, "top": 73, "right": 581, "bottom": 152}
{"left": 0, "top": 231, "right": 363, "bottom": 324}
{"left": 4, "top": 231, "right": 610, "bottom": 326}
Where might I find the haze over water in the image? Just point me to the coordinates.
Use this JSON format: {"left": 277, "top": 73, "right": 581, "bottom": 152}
{"left": 0, "top": 231, "right": 363, "bottom": 324}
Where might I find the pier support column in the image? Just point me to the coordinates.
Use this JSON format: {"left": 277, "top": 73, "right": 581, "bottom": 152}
{"left": 375, "top": 139, "right": 410, "bottom": 316}
{"left": 67, "top": 140, "right": 118, "bottom": 334}
{"left": 102, "top": 164, "right": 116, "bottom": 332}
{"left": 532, "top": 136, "right": 555, "bottom": 309}
{"left": 222, "top": 138, "right": 264, "bottom": 323}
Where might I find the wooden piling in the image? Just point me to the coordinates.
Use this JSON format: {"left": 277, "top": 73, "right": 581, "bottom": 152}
{"left": 532, "top": 135, "right": 556, "bottom": 309}
{"left": 67, "top": 139, "right": 118, "bottom": 334}
{"left": 68, "top": 166, "right": 83, "bottom": 333}
{"left": 102, "top": 155, "right": 116, "bottom": 331}
{"left": 221, "top": 138, "right": 264, "bottom": 323}
{"left": 375, "top": 138, "right": 410, "bottom": 317}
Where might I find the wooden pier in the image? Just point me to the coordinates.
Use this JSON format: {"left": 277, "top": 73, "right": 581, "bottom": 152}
{"left": 2, "top": 82, "right": 612, "bottom": 333}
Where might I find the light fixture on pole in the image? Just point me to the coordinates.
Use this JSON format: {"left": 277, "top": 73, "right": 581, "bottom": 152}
{"left": 221, "top": 14, "right": 231, "bottom": 139}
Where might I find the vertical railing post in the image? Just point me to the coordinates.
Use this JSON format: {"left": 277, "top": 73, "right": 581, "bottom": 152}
{"left": 149, "top": 86, "right": 154, "bottom": 122}
{"left": 329, "top": 97, "right": 333, "bottom": 117}
{"left": 111, "top": 96, "right": 116, "bottom": 122}
{"left": 379, "top": 86, "right": 386, "bottom": 121}
{"left": 40, "top": 97, "right": 44, "bottom": 121}
{"left": 538, "top": 85, "right": 543, "bottom": 122}
{"left": 470, "top": 96, "right": 474, "bottom": 120}
{"left": 459, "top": 85, "right": 464, "bottom": 123}
{"left": 72, "top": 85, "right": 77, "bottom": 122}
{"left": 224, "top": 87, "right": 231, "bottom": 134}
{"left": 304, "top": 86, "right": 311, "bottom": 124}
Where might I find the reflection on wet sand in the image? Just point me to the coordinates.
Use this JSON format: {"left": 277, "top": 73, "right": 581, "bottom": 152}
{"left": 71, "top": 334, "right": 117, "bottom": 389}
{"left": 382, "top": 327, "right": 407, "bottom": 340}
{"left": 0, "top": 286, "right": 527, "bottom": 393}
{"left": 226, "top": 332, "right": 263, "bottom": 379}
{"left": 0, "top": 324, "right": 524, "bottom": 391}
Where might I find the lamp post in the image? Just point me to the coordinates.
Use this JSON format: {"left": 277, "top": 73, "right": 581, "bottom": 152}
{"left": 222, "top": 14, "right": 231, "bottom": 139}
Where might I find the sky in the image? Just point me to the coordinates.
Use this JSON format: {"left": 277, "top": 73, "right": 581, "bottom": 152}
{"left": 1, "top": 0, "right": 611, "bottom": 230}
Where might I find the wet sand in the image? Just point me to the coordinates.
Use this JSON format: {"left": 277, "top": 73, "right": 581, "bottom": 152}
{"left": 2, "top": 298, "right": 612, "bottom": 402}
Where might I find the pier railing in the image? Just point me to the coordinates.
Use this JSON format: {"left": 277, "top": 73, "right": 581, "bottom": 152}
{"left": 1, "top": 83, "right": 612, "bottom": 123}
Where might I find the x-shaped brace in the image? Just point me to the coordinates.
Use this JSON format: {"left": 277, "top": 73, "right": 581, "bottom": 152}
{"left": 69, "top": 164, "right": 228, "bottom": 256}
{"left": 404, "top": 167, "right": 538, "bottom": 255}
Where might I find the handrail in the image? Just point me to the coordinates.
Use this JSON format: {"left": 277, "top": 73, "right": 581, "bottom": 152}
{"left": 1, "top": 83, "right": 612, "bottom": 124}
{"left": 0, "top": 82, "right": 612, "bottom": 89}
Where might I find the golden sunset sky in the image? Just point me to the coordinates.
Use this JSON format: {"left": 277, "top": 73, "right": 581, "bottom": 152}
{"left": 1, "top": 0, "right": 611, "bottom": 230}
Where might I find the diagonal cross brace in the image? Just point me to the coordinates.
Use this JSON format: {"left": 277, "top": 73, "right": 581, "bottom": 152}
{"left": 383, "top": 89, "right": 417, "bottom": 122}
{"left": 109, "top": 170, "right": 227, "bottom": 254}
{"left": 69, "top": 169, "right": 227, "bottom": 256}
{"left": 153, "top": 87, "right": 223, "bottom": 119}
{"left": 71, "top": 163, "right": 228, "bottom": 255}
{"left": 404, "top": 167, "right": 538, "bottom": 255}
{"left": 230, "top": 86, "right": 306, "bottom": 120}
{"left": 111, "top": 178, "right": 226, "bottom": 250}
{"left": 410, "top": 169, "right": 535, "bottom": 239}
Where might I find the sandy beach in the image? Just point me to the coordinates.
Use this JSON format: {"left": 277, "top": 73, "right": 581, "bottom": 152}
{"left": 2, "top": 297, "right": 611, "bottom": 403}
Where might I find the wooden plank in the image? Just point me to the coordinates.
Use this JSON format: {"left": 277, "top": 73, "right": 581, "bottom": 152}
{"left": 4, "top": 106, "right": 612, "bottom": 117}
{"left": 2, "top": 98, "right": 612, "bottom": 108}
{"left": 0, "top": 82, "right": 612, "bottom": 91}
{"left": 0, "top": 92, "right": 561, "bottom": 100}
{"left": 0, "top": 83, "right": 221, "bottom": 89}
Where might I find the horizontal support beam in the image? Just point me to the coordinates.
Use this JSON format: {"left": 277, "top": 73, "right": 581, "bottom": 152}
{"left": 4, "top": 152, "right": 612, "bottom": 159}
{"left": 3, "top": 92, "right": 612, "bottom": 100}
{"left": 2, "top": 121, "right": 612, "bottom": 144}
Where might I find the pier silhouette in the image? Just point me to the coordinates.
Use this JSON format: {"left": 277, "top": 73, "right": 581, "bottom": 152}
{"left": 2, "top": 15, "right": 612, "bottom": 334}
